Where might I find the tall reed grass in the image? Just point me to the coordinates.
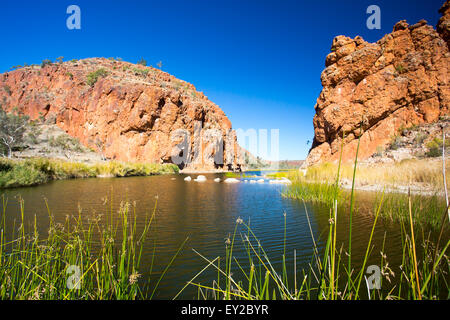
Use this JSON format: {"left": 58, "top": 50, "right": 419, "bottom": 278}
{"left": 282, "top": 161, "right": 447, "bottom": 230}
{"left": 183, "top": 134, "right": 449, "bottom": 300}
{"left": 181, "top": 204, "right": 449, "bottom": 300}
{"left": 0, "top": 195, "right": 186, "bottom": 299}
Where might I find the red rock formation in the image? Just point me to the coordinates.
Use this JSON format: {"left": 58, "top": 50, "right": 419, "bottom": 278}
{"left": 305, "top": 1, "right": 449, "bottom": 166}
{"left": 438, "top": 0, "right": 450, "bottom": 48}
{"left": 0, "top": 58, "right": 243, "bottom": 171}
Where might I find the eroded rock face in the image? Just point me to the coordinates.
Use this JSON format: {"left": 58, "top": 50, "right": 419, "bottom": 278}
{"left": 0, "top": 58, "right": 243, "bottom": 171}
{"left": 305, "top": 1, "right": 450, "bottom": 166}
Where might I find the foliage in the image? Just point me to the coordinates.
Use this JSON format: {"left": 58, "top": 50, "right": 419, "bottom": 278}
{"left": 185, "top": 200, "right": 449, "bottom": 300}
{"left": 48, "top": 134, "right": 83, "bottom": 152}
{"left": 184, "top": 136, "right": 449, "bottom": 300}
{"left": 40, "top": 59, "right": 53, "bottom": 68}
{"left": 414, "top": 132, "right": 427, "bottom": 146}
{"left": 425, "top": 137, "right": 449, "bottom": 158}
{"left": 0, "top": 162, "right": 48, "bottom": 187}
{"left": 26, "top": 121, "right": 42, "bottom": 144}
{"left": 0, "top": 157, "right": 179, "bottom": 188}
{"left": 131, "top": 67, "right": 149, "bottom": 77}
{"left": 395, "top": 64, "right": 407, "bottom": 74}
{"left": 3, "top": 85, "right": 11, "bottom": 96}
{"left": 0, "top": 196, "right": 187, "bottom": 299}
{"left": 137, "top": 58, "right": 147, "bottom": 66}
{"left": 0, "top": 107, "right": 30, "bottom": 157}
{"left": 86, "top": 68, "right": 108, "bottom": 87}
{"left": 389, "top": 135, "right": 402, "bottom": 150}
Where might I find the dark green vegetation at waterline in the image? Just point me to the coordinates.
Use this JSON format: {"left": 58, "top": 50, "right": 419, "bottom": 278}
{"left": 0, "top": 157, "right": 179, "bottom": 188}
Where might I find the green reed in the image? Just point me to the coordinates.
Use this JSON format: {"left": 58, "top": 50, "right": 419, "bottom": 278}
{"left": 184, "top": 194, "right": 448, "bottom": 300}
{"left": 184, "top": 137, "right": 449, "bottom": 300}
{"left": 282, "top": 180, "right": 344, "bottom": 208}
{"left": 0, "top": 194, "right": 186, "bottom": 299}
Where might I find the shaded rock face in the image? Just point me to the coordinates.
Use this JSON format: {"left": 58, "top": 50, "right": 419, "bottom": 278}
{"left": 0, "top": 58, "right": 243, "bottom": 171}
{"left": 438, "top": 0, "right": 450, "bottom": 48}
{"left": 305, "top": 1, "right": 450, "bottom": 166}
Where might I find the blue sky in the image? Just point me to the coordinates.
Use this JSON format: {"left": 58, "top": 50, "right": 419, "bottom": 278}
{"left": 0, "top": 0, "right": 445, "bottom": 160}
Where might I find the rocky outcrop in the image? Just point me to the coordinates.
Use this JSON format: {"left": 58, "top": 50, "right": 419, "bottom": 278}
{"left": 438, "top": 0, "right": 450, "bottom": 48}
{"left": 0, "top": 58, "right": 243, "bottom": 171}
{"left": 305, "top": 1, "right": 450, "bottom": 166}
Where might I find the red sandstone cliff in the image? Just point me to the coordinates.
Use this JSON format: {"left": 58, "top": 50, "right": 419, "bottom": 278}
{"left": 305, "top": 1, "right": 450, "bottom": 167}
{"left": 0, "top": 58, "right": 243, "bottom": 171}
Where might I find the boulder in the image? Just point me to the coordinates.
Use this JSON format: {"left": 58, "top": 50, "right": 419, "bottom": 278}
{"left": 194, "top": 175, "right": 207, "bottom": 182}
{"left": 224, "top": 178, "right": 240, "bottom": 183}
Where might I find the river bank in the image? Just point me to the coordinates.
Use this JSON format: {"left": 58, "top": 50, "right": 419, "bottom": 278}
{"left": 0, "top": 157, "right": 179, "bottom": 188}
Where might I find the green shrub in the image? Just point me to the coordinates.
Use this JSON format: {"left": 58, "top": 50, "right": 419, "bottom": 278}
{"left": 395, "top": 64, "right": 406, "bottom": 74}
{"left": 414, "top": 132, "right": 427, "bottom": 146}
{"left": 425, "top": 137, "right": 449, "bottom": 157}
{"left": 137, "top": 58, "right": 147, "bottom": 66}
{"left": 3, "top": 85, "right": 11, "bottom": 96}
{"left": 131, "top": 67, "right": 149, "bottom": 77}
{"left": 389, "top": 135, "right": 402, "bottom": 150}
{"left": 0, "top": 162, "right": 48, "bottom": 188}
{"left": 48, "top": 135, "right": 83, "bottom": 152}
{"left": 86, "top": 68, "right": 108, "bottom": 87}
{"left": 41, "top": 59, "right": 53, "bottom": 68}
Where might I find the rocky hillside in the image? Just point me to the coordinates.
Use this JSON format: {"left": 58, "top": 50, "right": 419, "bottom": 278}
{"left": 305, "top": 0, "right": 449, "bottom": 167}
{"left": 0, "top": 58, "right": 243, "bottom": 171}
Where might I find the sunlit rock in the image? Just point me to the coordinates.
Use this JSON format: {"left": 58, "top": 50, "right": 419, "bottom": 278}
{"left": 194, "top": 175, "right": 207, "bottom": 182}
{"left": 224, "top": 178, "right": 240, "bottom": 183}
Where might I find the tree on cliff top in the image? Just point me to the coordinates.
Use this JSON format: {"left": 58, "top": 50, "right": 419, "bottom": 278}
{"left": 0, "top": 106, "right": 29, "bottom": 158}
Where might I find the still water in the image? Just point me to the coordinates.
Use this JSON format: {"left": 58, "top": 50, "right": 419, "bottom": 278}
{"left": 0, "top": 173, "right": 413, "bottom": 299}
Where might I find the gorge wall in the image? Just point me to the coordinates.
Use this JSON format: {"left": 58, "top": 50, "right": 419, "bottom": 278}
{"left": 0, "top": 58, "right": 243, "bottom": 171}
{"left": 305, "top": 0, "right": 449, "bottom": 166}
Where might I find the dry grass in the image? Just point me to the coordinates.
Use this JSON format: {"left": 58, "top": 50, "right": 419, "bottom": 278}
{"left": 301, "top": 158, "right": 449, "bottom": 191}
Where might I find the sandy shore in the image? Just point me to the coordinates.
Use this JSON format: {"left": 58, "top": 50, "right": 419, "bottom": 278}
{"left": 338, "top": 178, "right": 445, "bottom": 196}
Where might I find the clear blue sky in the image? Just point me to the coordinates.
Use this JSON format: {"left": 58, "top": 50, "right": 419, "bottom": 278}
{"left": 0, "top": 0, "right": 445, "bottom": 160}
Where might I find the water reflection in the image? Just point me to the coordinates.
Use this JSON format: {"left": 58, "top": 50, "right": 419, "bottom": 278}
{"left": 0, "top": 173, "right": 427, "bottom": 299}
